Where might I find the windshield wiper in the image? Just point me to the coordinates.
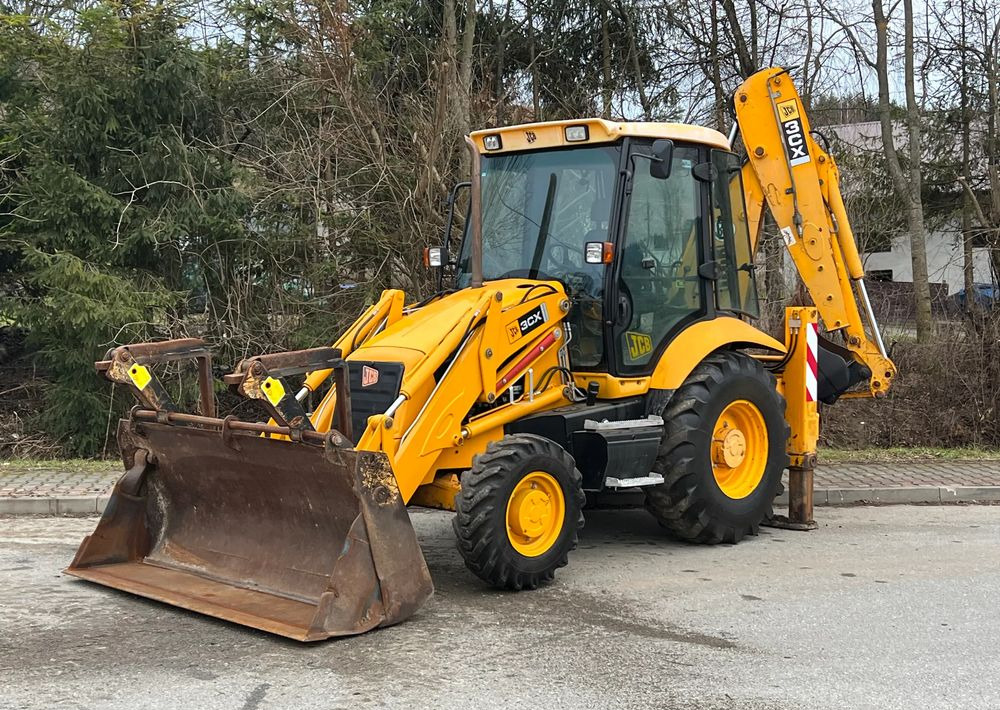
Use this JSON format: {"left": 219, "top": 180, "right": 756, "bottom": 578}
{"left": 529, "top": 173, "right": 558, "bottom": 278}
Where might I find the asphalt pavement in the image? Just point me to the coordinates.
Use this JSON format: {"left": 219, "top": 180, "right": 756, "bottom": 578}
{"left": 2, "top": 506, "right": 999, "bottom": 710}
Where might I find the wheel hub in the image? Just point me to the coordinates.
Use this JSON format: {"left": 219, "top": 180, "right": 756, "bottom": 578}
{"left": 714, "top": 427, "right": 748, "bottom": 468}
{"left": 505, "top": 471, "right": 566, "bottom": 557}
{"left": 710, "top": 400, "right": 769, "bottom": 499}
{"left": 508, "top": 488, "right": 552, "bottom": 539}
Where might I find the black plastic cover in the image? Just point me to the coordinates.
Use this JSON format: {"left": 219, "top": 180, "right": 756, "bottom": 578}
{"left": 347, "top": 361, "right": 404, "bottom": 443}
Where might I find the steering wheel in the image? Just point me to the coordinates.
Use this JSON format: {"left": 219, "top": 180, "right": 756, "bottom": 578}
{"left": 546, "top": 243, "right": 581, "bottom": 276}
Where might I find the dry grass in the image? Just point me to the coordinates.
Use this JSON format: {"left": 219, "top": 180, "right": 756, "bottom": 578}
{"left": 0, "top": 458, "right": 118, "bottom": 475}
{"left": 820, "top": 446, "right": 1000, "bottom": 463}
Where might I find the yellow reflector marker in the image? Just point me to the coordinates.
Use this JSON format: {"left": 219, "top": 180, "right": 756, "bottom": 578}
{"left": 128, "top": 364, "right": 152, "bottom": 391}
{"left": 262, "top": 376, "right": 286, "bottom": 406}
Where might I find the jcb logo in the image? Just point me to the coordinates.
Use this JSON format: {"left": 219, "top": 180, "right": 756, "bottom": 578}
{"left": 626, "top": 331, "right": 653, "bottom": 360}
{"left": 361, "top": 365, "right": 379, "bottom": 387}
{"left": 776, "top": 99, "right": 809, "bottom": 166}
{"left": 525, "top": 131, "right": 537, "bottom": 143}
{"left": 778, "top": 99, "right": 799, "bottom": 120}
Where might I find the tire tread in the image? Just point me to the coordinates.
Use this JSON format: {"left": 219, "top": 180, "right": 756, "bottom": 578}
{"left": 646, "top": 351, "right": 790, "bottom": 544}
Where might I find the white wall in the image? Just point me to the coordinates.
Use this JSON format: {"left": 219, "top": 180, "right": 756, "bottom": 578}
{"left": 862, "top": 228, "right": 993, "bottom": 294}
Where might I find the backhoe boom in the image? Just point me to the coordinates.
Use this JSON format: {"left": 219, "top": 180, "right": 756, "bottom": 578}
{"left": 736, "top": 67, "right": 897, "bottom": 399}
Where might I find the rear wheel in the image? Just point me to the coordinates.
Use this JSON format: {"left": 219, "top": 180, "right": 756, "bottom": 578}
{"left": 454, "top": 434, "right": 585, "bottom": 590}
{"left": 645, "top": 350, "right": 788, "bottom": 543}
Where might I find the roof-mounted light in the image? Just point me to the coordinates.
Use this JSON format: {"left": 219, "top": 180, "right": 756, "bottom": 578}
{"left": 564, "top": 125, "right": 589, "bottom": 142}
{"left": 483, "top": 134, "right": 502, "bottom": 151}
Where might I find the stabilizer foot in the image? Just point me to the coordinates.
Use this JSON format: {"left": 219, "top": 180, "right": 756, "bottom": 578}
{"left": 765, "top": 464, "right": 818, "bottom": 531}
{"left": 762, "top": 515, "right": 817, "bottom": 531}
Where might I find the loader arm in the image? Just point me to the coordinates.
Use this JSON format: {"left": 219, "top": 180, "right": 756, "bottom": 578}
{"left": 735, "top": 67, "right": 896, "bottom": 399}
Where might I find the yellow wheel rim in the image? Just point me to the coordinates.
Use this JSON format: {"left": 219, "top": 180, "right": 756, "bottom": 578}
{"left": 505, "top": 471, "right": 565, "bottom": 557}
{"left": 711, "top": 400, "right": 769, "bottom": 499}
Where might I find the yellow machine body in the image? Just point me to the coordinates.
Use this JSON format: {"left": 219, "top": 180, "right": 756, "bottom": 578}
{"left": 68, "top": 67, "right": 895, "bottom": 641}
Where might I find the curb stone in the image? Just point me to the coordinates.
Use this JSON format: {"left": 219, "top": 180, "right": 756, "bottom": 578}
{"left": 4, "top": 487, "right": 1000, "bottom": 516}
{"left": 774, "top": 486, "right": 1000, "bottom": 506}
{"left": 0, "top": 496, "right": 109, "bottom": 516}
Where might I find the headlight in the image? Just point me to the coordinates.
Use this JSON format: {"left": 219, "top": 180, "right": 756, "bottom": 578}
{"left": 564, "top": 125, "right": 589, "bottom": 142}
{"left": 584, "top": 241, "right": 614, "bottom": 264}
{"left": 483, "top": 134, "right": 502, "bottom": 151}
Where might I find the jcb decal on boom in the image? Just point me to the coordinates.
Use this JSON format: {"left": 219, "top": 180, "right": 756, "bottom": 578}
{"left": 506, "top": 303, "right": 548, "bottom": 343}
{"left": 777, "top": 99, "right": 810, "bottom": 167}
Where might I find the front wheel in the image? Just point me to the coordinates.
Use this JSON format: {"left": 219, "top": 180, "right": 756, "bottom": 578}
{"left": 454, "top": 434, "right": 585, "bottom": 590}
{"left": 645, "top": 350, "right": 789, "bottom": 544}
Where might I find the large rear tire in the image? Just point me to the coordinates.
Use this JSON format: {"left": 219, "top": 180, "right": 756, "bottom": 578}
{"left": 645, "top": 350, "right": 788, "bottom": 544}
{"left": 454, "top": 434, "right": 585, "bottom": 590}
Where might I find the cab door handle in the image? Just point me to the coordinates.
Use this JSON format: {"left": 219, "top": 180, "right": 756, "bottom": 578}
{"left": 616, "top": 294, "right": 631, "bottom": 325}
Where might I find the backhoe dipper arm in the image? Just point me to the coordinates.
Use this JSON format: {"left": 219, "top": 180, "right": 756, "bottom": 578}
{"left": 734, "top": 67, "right": 896, "bottom": 398}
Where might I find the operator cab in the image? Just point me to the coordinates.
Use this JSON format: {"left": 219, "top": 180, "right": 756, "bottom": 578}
{"left": 453, "top": 119, "right": 760, "bottom": 378}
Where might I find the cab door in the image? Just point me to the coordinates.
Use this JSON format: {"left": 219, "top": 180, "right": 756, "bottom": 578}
{"left": 709, "top": 149, "right": 760, "bottom": 318}
{"left": 611, "top": 142, "right": 707, "bottom": 374}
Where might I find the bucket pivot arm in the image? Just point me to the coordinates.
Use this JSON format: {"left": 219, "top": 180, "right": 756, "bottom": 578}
{"left": 224, "top": 347, "right": 352, "bottom": 439}
{"left": 96, "top": 338, "right": 215, "bottom": 417}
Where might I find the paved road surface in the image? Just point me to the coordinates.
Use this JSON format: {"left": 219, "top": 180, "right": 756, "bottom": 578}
{"left": 2, "top": 507, "right": 998, "bottom": 709}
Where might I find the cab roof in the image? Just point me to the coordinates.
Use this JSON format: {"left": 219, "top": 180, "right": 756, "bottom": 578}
{"left": 470, "top": 118, "right": 731, "bottom": 154}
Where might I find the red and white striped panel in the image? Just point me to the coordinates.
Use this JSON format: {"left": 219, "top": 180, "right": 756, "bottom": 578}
{"left": 804, "top": 322, "right": 818, "bottom": 403}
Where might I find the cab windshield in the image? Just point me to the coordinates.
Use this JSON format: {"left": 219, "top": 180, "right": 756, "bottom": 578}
{"left": 456, "top": 145, "right": 620, "bottom": 287}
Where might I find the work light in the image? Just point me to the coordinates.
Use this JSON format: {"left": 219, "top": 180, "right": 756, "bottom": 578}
{"left": 423, "top": 247, "right": 444, "bottom": 267}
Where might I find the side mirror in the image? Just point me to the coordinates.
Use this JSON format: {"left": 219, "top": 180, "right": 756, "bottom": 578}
{"left": 649, "top": 139, "right": 674, "bottom": 180}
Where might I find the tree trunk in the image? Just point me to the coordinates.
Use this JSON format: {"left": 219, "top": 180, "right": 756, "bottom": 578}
{"left": 620, "top": 3, "right": 651, "bottom": 119}
{"left": 493, "top": 0, "right": 509, "bottom": 124}
{"left": 709, "top": 1, "right": 726, "bottom": 132}
{"left": 762, "top": 217, "right": 786, "bottom": 326}
{"left": 601, "top": 6, "right": 612, "bottom": 118}
{"left": 457, "top": 0, "right": 476, "bottom": 139}
{"left": 986, "top": 21, "right": 1000, "bottom": 286}
{"left": 528, "top": 0, "right": 539, "bottom": 121}
{"left": 902, "top": 0, "right": 933, "bottom": 340}
{"left": 960, "top": 0, "right": 975, "bottom": 312}
{"left": 873, "top": 0, "right": 933, "bottom": 341}
{"left": 720, "top": 0, "right": 755, "bottom": 77}
{"left": 443, "top": 0, "right": 459, "bottom": 126}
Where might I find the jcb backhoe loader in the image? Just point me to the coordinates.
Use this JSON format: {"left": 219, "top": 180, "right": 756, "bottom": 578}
{"left": 68, "top": 67, "right": 895, "bottom": 641}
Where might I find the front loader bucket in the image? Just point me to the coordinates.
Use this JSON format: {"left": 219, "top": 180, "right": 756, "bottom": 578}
{"left": 66, "top": 420, "right": 433, "bottom": 641}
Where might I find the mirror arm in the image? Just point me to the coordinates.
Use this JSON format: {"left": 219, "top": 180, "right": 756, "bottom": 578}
{"left": 625, "top": 153, "right": 664, "bottom": 193}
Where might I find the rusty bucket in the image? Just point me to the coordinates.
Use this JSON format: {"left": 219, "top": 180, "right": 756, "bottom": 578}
{"left": 66, "top": 419, "right": 433, "bottom": 641}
